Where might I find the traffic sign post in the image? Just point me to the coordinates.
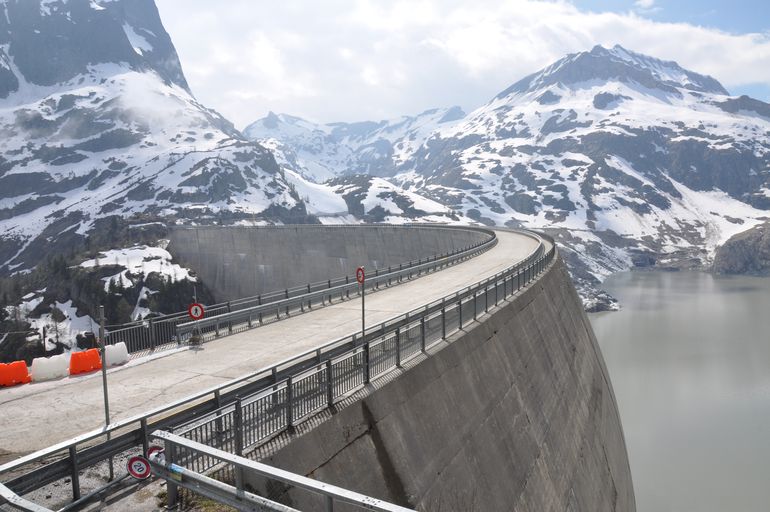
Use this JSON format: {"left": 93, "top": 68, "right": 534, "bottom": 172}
{"left": 127, "top": 455, "right": 151, "bottom": 480}
{"left": 188, "top": 303, "right": 205, "bottom": 320}
{"left": 357, "top": 267, "right": 365, "bottom": 343}
{"left": 188, "top": 302, "right": 205, "bottom": 347}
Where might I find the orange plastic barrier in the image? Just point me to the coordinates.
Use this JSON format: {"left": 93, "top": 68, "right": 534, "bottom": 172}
{"left": 0, "top": 361, "right": 32, "bottom": 386}
{"left": 69, "top": 349, "right": 102, "bottom": 375}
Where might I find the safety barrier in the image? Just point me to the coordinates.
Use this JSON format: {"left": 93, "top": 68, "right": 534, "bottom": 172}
{"left": 68, "top": 349, "right": 101, "bottom": 375}
{"left": 0, "top": 361, "right": 31, "bottom": 387}
{"left": 104, "top": 342, "right": 129, "bottom": 367}
{"left": 30, "top": 354, "right": 68, "bottom": 382}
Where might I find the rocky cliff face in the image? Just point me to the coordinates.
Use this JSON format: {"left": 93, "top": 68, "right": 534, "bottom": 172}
{"left": 0, "top": 0, "right": 309, "bottom": 275}
{"left": 713, "top": 222, "right": 770, "bottom": 275}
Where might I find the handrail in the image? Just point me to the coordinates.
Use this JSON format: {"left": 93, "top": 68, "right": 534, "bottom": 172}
{"left": 150, "top": 430, "right": 416, "bottom": 512}
{"left": 0, "top": 228, "right": 555, "bottom": 510}
{"left": 102, "top": 224, "right": 496, "bottom": 357}
{"left": 173, "top": 230, "right": 498, "bottom": 342}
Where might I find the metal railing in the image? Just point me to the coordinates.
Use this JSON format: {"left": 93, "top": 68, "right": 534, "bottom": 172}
{"left": 149, "top": 430, "right": 415, "bottom": 512}
{"left": 0, "top": 229, "right": 554, "bottom": 512}
{"left": 102, "top": 225, "right": 496, "bottom": 357}
{"left": 173, "top": 232, "right": 556, "bottom": 475}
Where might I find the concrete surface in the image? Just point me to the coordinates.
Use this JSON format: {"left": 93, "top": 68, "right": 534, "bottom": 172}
{"left": 0, "top": 229, "right": 537, "bottom": 459}
{"left": 167, "top": 225, "right": 491, "bottom": 302}
{"left": 250, "top": 256, "right": 636, "bottom": 512}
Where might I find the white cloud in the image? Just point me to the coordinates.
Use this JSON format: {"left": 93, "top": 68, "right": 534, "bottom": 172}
{"left": 155, "top": 0, "right": 770, "bottom": 128}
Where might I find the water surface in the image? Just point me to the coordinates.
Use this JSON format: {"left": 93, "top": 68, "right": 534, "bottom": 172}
{"left": 590, "top": 271, "right": 770, "bottom": 512}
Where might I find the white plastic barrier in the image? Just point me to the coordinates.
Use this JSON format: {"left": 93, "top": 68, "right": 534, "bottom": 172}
{"left": 105, "top": 342, "right": 129, "bottom": 367}
{"left": 30, "top": 353, "right": 69, "bottom": 382}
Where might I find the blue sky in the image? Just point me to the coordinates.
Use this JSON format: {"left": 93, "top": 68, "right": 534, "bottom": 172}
{"left": 574, "top": 0, "right": 768, "bottom": 34}
{"left": 572, "top": 0, "right": 770, "bottom": 100}
{"left": 158, "top": 0, "right": 770, "bottom": 125}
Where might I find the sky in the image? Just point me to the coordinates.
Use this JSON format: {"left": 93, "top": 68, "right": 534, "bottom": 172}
{"left": 155, "top": 0, "right": 770, "bottom": 128}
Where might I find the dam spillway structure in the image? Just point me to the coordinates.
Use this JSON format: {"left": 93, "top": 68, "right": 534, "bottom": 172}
{"left": 0, "top": 225, "right": 634, "bottom": 512}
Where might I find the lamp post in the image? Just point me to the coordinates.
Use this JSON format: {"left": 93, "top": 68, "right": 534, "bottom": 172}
{"left": 98, "top": 305, "right": 113, "bottom": 480}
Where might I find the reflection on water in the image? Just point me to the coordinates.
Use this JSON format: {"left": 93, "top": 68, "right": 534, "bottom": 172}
{"left": 590, "top": 271, "right": 770, "bottom": 512}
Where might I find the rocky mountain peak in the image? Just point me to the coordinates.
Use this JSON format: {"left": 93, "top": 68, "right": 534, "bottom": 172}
{"left": 496, "top": 44, "right": 728, "bottom": 100}
{"left": 0, "top": 0, "right": 189, "bottom": 98}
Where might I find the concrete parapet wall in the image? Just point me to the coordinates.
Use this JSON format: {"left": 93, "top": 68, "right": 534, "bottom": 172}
{"left": 251, "top": 256, "right": 635, "bottom": 511}
{"left": 167, "top": 225, "right": 490, "bottom": 302}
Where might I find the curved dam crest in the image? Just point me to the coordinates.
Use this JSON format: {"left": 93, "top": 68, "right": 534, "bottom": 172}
{"left": 167, "top": 225, "right": 491, "bottom": 302}
{"left": 248, "top": 255, "right": 635, "bottom": 511}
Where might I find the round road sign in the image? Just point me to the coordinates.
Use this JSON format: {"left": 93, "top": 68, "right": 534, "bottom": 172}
{"left": 147, "top": 445, "right": 164, "bottom": 461}
{"left": 127, "top": 455, "right": 151, "bottom": 480}
{"left": 188, "top": 303, "right": 205, "bottom": 320}
{"left": 356, "top": 267, "right": 365, "bottom": 284}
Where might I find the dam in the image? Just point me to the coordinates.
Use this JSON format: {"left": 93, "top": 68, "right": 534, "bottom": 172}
{"left": 0, "top": 225, "right": 634, "bottom": 512}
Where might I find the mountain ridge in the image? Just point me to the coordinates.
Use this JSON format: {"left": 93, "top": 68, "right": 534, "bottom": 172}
{"left": 245, "top": 44, "right": 770, "bottom": 309}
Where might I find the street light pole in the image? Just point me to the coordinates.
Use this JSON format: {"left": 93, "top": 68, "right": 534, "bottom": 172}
{"left": 98, "top": 305, "right": 114, "bottom": 480}
{"left": 98, "top": 305, "right": 110, "bottom": 427}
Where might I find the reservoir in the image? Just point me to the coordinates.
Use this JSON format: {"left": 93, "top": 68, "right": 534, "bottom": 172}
{"left": 590, "top": 270, "right": 770, "bottom": 512}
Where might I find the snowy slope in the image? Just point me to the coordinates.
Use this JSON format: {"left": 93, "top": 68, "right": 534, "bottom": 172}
{"left": 0, "top": 0, "right": 306, "bottom": 275}
{"left": 243, "top": 107, "right": 465, "bottom": 181}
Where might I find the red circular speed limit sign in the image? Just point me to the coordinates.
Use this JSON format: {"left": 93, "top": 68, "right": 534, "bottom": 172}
{"left": 188, "top": 303, "right": 205, "bottom": 320}
{"left": 127, "top": 455, "right": 151, "bottom": 480}
{"left": 356, "top": 267, "right": 365, "bottom": 284}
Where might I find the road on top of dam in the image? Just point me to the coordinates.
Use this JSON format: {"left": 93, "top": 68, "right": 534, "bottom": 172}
{"left": 0, "top": 230, "right": 541, "bottom": 457}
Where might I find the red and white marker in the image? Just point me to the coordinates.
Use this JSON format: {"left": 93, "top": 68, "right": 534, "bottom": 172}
{"left": 147, "top": 445, "right": 164, "bottom": 460}
{"left": 127, "top": 455, "right": 152, "bottom": 480}
{"left": 188, "top": 302, "right": 205, "bottom": 320}
{"left": 356, "top": 267, "right": 365, "bottom": 284}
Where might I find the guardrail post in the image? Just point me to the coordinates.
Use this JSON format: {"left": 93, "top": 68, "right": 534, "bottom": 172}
{"left": 364, "top": 343, "right": 371, "bottom": 384}
{"left": 420, "top": 317, "right": 426, "bottom": 353}
{"left": 485, "top": 283, "right": 489, "bottom": 312}
{"left": 140, "top": 418, "right": 150, "bottom": 456}
{"left": 227, "top": 302, "right": 233, "bottom": 334}
{"left": 441, "top": 299, "right": 446, "bottom": 339}
{"left": 326, "top": 359, "right": 334, "bottom": 408}
{"left": 286, "top": 377, "right": 294, "bottom": 428}
{"left": 234, "top": 397, "right": 244, "bottom": 457}
{"left": 395, "top": 327, "right": 401, "bottom": 368}
{"left": 69, "top": 445, "right": 80, "bottom": 501}
{"left": 458, "top": 299, "right": 463, "bottom": 330}
{"left": 473, "top": 292, "right": 477, "bottom": 321}
{"left": 495, "top": 278, "right": 499, "bottom": 306}
{"left": 325, "top": 495, "right": 334, "bottom": 512}
{"left": 165, "top": 437, "right": 178, "bottom": 510}
{"left": 148, "top": 318, "right": 156, "bottom": 352}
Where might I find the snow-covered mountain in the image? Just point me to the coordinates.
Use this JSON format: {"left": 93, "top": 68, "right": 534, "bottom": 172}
{"left": 0, "top": 0, "right": 307, "bottom": 275}
{"left": 257, "top": 137, "right": 460, "bottom": 224}
{"left": 249, "top": 45, "right": 770, "bottom": 309}
{"left": 244, "top": 107, "right": 466, "bottom": 182}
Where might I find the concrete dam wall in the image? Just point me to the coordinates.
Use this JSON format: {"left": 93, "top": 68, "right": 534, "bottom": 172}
{"left": 167, "top": 225, "right": 491, "bottom": 302}
{"left": 251, "top": 256, "right": 635, "bottom": 511}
